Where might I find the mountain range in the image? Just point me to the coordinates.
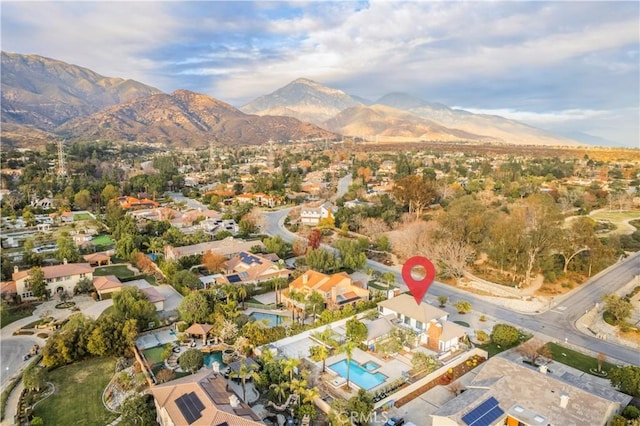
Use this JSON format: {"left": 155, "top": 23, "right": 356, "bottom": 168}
{"left": 1, "top": 52, "right": 582, "bottom": 148}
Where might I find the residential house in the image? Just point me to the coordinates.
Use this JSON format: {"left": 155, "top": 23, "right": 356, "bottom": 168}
{"left": 216, "top": 252, "right": 290, "bottom": 285}
{"left": 92, "top": 275, "right": 123, "bottom": 300}
{"left": 12, "top": 262, "right": 93, "bottom": 300}
{"left": 150, "top": 370, "right": 263, "bottom": 426}
{"left": 164, "top": 238, "right": 264, "bottom": 262}
{"left": 431, "top": 356, "right": 632, "bottom": 426}
{"left": 83, "top": 252, "right": 111, "bottom": 267}
{"left": 377, "top": 294, "right": 467, "bottom": 351}
{"left": 300, "top": 202, "right": 338, "bottom": 226}
{"left": 281, "top": 270, "right": 369, "bottom": 314}
{"left": 125, "top": 279, "right": 166, "bottom": 311}
{"left": 116, "top": 196, "right": 159, "bottom": 210}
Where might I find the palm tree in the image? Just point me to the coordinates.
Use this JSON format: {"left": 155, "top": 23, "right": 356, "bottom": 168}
{"left": 230, "top": 359, "right": 260, "bottom": 402}
{"left": 281, "top": 357, "right": 301, "bottom": 382}
{"left": 236, "top": 285, "right": 248, "bottom": 310}
{"left": 302, "top": 386, "right": 320, "bottom": 405}
{"left": 145, "top": 237, "right": 166, "bottom": 255}
{"left": 341, "top": 340, "right": 358, "bottom": 388}
{"left": 309, "top": 344, "right": 330, "bottom": 373}
{"left": 269, "top": 382, "right": 289, "bottom": 404}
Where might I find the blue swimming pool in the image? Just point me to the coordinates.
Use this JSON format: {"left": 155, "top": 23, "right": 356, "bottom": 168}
{"left": 249, "top": 312, "right": 287, "bottom": 327}
{"left": 362, "top": 361, "right": 380, "bottom": 371}
{"left": 203, "top": 351, "right": 225, "bottom": 369}
{"left": 329, "top": 359, "right": 387, "bottom": 390}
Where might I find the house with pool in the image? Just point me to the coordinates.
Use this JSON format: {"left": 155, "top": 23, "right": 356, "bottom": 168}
{"left": 377, "top": 293, "right": 467, "bottom": 352}
{"left": 281, "top": 270, "right": 369, "bottom": 315}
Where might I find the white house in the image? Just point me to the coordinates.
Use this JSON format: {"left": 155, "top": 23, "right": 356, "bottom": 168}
{"left": 12, "top": 262, "right": 93, "bottom": 300}
{"left": 300, "top": 202, "right": 338, "bottom": 226}
{"left": 377, "top": 294, "right": 467, "bottom": 352}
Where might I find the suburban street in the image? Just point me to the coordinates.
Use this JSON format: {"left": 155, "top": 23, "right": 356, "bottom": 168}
{"left": 262, "top": 200, "right": 640, "bottom": 365}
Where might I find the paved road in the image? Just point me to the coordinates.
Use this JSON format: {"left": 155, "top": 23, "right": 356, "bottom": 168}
{"left": 335, "top": 174, "right": 352, "bottom": 199}
{"left": 262, "top": 203, "right": 640, "bottom": 365}
{"left": 166, "top": 191, "right": 209, "bottom": 211}
{"left": 0, "top": 336, "right": 42, "bottom": 390}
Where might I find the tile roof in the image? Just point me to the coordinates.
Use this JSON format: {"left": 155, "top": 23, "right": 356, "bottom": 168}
{"left": 12, "top": 263, "right": 93, "bottom": 281}
{"left": 92, "top": 275, "right": 122, "bottom": 291}
{"left": 378, "top": 294, "right": 447, "bottom": 323}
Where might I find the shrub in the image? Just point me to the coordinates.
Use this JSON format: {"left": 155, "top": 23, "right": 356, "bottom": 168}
{"left": 623, "top": 406, "right": 640, "bottom": 420}
{"left": 475, "top": 330, "right": 489, "bottom": 342}
{"left": 491, "top": 324, "right": 520, "bottom": 347}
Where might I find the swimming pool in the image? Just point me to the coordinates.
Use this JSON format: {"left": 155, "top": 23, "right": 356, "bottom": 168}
{"left": 328, "top": 359, "right": 387, "bottom": 390}
{"left": 249, "top": 312, "right": 287, "bottom": 327}
{"left": 361, "top": 361, "right": 380, "bottom": 371}
{"left": 203, "top": 351, "right": 225, "bottom": 370}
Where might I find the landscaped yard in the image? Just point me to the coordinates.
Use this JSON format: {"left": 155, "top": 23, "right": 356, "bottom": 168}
{"left": 479, "top": 332, "right": 533, "bottom": 357}
{"left": 142, "top": 345, "right": 168, "bottom": 366}
{"left": 93, "top": 265, "right": 135, "bottom": 279}
{"left": 32, "top": 358, "right": 119, "bottom": 425}
{"left": 545, "top": 343, "right": 617, "bottom": 375}
{"left": 0, "top": 304, "right": 36, "bottom": 329}
{"left": 91, "top": 235, "right": 114, "bottom": 247}
{"left": 73, "top": 213, "right": 93, "bottom": 221}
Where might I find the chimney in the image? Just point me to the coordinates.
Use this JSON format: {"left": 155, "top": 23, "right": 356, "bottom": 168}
{"left": 560, "top": 393, "right": 569, "bottom": 408}
{"left": 302, "top": 273, "right": 308, "bottom": 285}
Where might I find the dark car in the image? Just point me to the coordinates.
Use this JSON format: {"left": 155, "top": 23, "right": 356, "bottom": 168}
{"left": 23, "top": 354, "right": 31, "bottom": 361}
{"left": 384, "top": 417, "right": 405, "bottom": 426}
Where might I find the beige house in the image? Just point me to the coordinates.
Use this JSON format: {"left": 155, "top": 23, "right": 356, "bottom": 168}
{"left": 150, "top": 370, "right": 263, "bottom": 426}
{"left": 12, "top": 263, "right": 93, "bottom": 300}
{"left": 281, "top": 270, "right": 369, "bottom": 313}
{"left": 140, "top": 287, "right": 165, "bottom": 311}
{"left": 378, "top": 294, "right": 467, "bottom": 351}
{"left": 92, "top": 275, "right": 123, "bottom": 300}
{"left": 431, "top": 356, "right": 632, "bottom": 426}
{"left": 164, "top": 238, "right": 264, "bottom": 261}
{"left": 216, "top": 252, "right": 290, "bottom": 285}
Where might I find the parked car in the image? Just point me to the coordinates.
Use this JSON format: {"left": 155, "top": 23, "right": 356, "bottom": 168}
{"left": 384, "top": 417, "right": 405, "bottom": 426}
{"left": 23, "top": 354, "right": 31, "bottom": 361}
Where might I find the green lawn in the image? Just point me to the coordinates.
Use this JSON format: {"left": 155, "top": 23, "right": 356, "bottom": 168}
{"left": 32, "top": 358, "right": 119, "bottom": 426}
{"left": 142, "top": 345, "right": 169, "bottom": 366}
{"left": 91, "top": 235, "right": 114, "bottom": 246}
{"left": 546, "top": 343, "right": 617, "bottom": 375}
{"left": 93, "top": 265, "right": 135, "bottom": 279}
{"left": 479, "top": 332, "right": 533, "bottom": 357}
{"left": 0, "top": 304, "right": 36, "bottom": 329}
{"left": 73, "top": 213, "right": 92, "bottom": 221}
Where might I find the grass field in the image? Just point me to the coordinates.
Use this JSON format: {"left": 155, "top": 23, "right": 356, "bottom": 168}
{"left": 546, "top": 343, "right": 617, "bottom": 375}
{"left": 590, "top": 211, "right": 640, "bottom": 222}
{"left": 93, "top": 265, "right": 135, "bottom": 279}
{"left": 91, "top": 235, "right": 114, "bottom": 246}
{"left": 32, "top": 358, "right": 118, "bottom": 426}
{"left": 0, "top": 304, "right": 36, "bottom": 329}
{"left": 73, "top": 213, "right": 92, "bottom": 221}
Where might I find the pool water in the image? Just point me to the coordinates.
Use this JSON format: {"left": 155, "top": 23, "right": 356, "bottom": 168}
{"left": 203, "top": 351, "right": 225, "bottom": 370}
{"left": 328, "top": 359, "right": 387, "bottom": 390}
{"left": 362, "top": 361, "right": 380, "bottom": 371}
{"left": 249, "top": 312, "right": 287, "bottom": 327}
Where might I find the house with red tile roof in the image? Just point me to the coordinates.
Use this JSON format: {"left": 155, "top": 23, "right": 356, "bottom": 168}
{"left": 12, "top": 262, "right": 93, "bottom": 300}
{"left": 281, "top": 270, "right": 369, "bottom": 314}
{"left": 92, "top": 275, "right": 122, "bottom": 300}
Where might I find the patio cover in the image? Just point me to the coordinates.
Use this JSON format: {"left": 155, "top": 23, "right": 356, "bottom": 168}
{"left": 185, "top": 323, "right": 214, "bottom": 344}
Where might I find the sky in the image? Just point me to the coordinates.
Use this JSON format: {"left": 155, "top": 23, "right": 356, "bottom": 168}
{"left": 2, "top": 1, "right": 639, "bottom": 147}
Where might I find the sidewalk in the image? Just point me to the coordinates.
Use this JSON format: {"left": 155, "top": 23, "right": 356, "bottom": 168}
{"left": 0, "top": 381, "right": 23, "bottom": 426}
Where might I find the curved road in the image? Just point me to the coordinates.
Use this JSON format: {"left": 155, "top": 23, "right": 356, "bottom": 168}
{"left": 263, "top": 199, "right": 640, "bottom": 365}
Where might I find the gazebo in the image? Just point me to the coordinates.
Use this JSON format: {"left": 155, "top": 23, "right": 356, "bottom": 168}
{"left": 184, "top": 323, "right": 214, "bottom": 345}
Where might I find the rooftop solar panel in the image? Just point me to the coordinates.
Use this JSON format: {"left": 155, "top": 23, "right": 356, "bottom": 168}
{"left": 176, "top": 391, "right": 205, "bottom": 425}
{"left": 227, "top": 274, "right": 242, "bottom": 283}
{"left": 462, "top": 396, "right": 504, "bottom": 426}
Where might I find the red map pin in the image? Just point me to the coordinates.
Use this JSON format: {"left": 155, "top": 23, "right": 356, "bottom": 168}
{"left": 402, "top": 256, "right": 436, "bottom": 304}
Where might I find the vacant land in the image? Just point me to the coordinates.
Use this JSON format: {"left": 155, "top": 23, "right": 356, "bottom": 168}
{"left": 32, "top": 358, "right": 118, "bottom": 425}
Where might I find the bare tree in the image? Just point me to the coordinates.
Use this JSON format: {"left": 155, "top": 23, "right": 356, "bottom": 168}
{"left": 597, "top": 352, "right": 606, "bottom": 373}
{"left": 516, "top": 338, "right": 552, "bottom": 365}
{"left": 360, "top": 217, "right": 390, "bottom": 239}
{"left": 430, "top": 229, "right": 475, "bottom": 284}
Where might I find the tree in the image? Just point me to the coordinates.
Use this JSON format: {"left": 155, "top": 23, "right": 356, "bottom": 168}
{"left": 309, "top": 344, "right": 330, "bottom": 373}
{"left": 171, "top": 270, "right": 202, "bottom": 291}
{"left": 87, "top": 316, "right": 138, "bottom": 357}
{"left": 453, "top": 301, "right": 472, "bottom": 314}
{"left": 269, "top": 382, "right": 289, "bottom": 404}
{"left": 491, "top": 324, "right": 520, "bottom": 347}
{"left": 305, "top": 248, "right": 340, "bottom": 273}
{"left": 156, "top": 368, "right": 175, "bottom": 384}
{"left": 218, "top": 319, "right": 238, "bottom": 343}
{"left": 282, "top": 357, "right": 301, "bottom": 382}
{"left": 74, "top": 189, "right": 92, "bottom": 210}
{"left": 609, "top": 365, "right": 640, "bottom": 396}
{"left": 115, "top": 234, "right": 137, "bottom": 260}
{"left": 112, "top": 287, "right": 157, "bottom": 330}
{"left": 179, "top": 348, "right": 204, "bottom": 374}
{"left": 264, "top": 235, "right": 291, "bottom": 259}
{"left": 307, "top": 229, "right": 321, "bottom": 251}
{"left": 335, "top": 239, "right": 367, "bottom": 271}
{"left": 74, "top": 277, "right": 93, "bottom": 294}
{"left": 100, "top": 184, "right": 120, "bottom": 207}
{"left": 411, "top": 352, "right": 439, "bottom": 374}
{"left": 55, "top": 232, "right": 80, "bottom": 263}
{"left": 340, "top": 340, "right": 358, "bottom": 388}
{"left": 597, "top": 352, "right": 606, "bottom": 373}
{"left": 346, "top": 389, "right": 374, "bottom": 424}
{"left": 392, "top": 175, "right": 438, "bottom": 219}
{"left": 438, "top": 295, "right": 448, "bottom": 307}
{"left": 429, "top": 229, "right": 475, "bottom": 284}
{"left": 345, "top": 317, "right": 368, "bottom": 344}
{"left": 230, "top": 359, "right": 260, "bottom": 402}
{"left": 602, "top": 294, "right": 633, "bottom": 324}
{"left": 120, "top": 394, "right": 157, "bottom": 425}
{"left": 556, "top": 217, "right": 597, "bottom": 273}
{"left": 28, "top": 267, "right": 48, "bottom": 300}
{"left": 178, "top": 292, "right": 210, "bottom": 323}
{"left": 516, "top": 338, "right": 552, "bottom": 365}
{"left": 23, "top": 365, "right": 47, "bottom": 392}
{"left": 203, "top": 250, "right": 227, "bottom": 274}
